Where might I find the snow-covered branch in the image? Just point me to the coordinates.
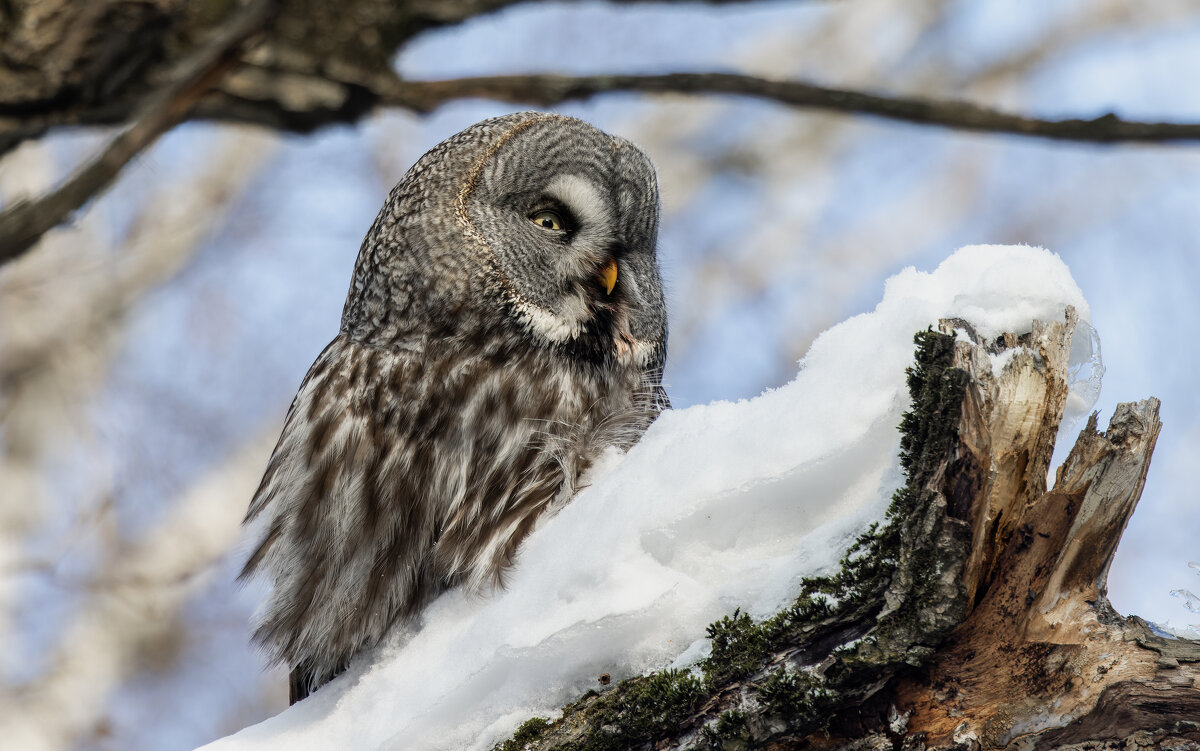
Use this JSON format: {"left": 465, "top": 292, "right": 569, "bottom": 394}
{"left": 202, "top": 247, "right": 1197, "bottom": 751}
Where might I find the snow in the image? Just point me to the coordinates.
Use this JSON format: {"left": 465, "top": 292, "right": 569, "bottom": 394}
{"left": 202, "top": 245, "right": 1092, "bottom": 751}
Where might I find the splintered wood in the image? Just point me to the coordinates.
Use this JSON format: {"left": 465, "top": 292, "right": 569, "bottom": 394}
{"left": 894, "top": 308, "right": 1199, "bottom": 750}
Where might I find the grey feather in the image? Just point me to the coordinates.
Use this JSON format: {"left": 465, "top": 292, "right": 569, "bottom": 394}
{"left": 240, "top": 112, "right": 669, "bottom": 701}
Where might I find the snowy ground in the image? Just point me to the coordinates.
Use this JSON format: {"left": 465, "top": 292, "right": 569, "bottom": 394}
{"left": 202, "top": 245, "right": 1094, "bottom": 751}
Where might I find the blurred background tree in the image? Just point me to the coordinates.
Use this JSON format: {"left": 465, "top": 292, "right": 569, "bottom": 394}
{"left": 2, "top": 1, "right": 1199, "bottom": 748}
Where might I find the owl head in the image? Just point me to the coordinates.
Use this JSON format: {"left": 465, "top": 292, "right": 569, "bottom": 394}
{"left": 341, "top": 112, "right": 667, "bottom": 369}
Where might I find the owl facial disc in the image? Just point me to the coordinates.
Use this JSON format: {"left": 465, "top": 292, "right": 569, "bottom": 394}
{"left": 457, "top": 115, "right": 666, "bottom": 366}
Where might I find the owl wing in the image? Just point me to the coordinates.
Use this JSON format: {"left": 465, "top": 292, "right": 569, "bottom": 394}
{"left": 240, "top": 334, "right": 570, "bottom": 696}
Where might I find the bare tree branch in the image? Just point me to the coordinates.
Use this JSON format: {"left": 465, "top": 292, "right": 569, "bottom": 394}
{"left": 377, "top": 72, "right": 1200, "bottom": 143}
{"left": 8, "top": 63, "right": 1199, "bottom": 268}
{"left": 3, "top": 1, "right": 1199, "bottom": 267}
{"left": 53, "top": 63, "right": 1200, "bottom": 148}
{"left": 0, "top": 0, "right": 278, "bottom": 267}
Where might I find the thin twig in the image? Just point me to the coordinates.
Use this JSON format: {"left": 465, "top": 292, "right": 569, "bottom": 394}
{"left": 378, "top": 72, "right": 1200, "bottom": 143}
{"left": 0, "top": 0, "right": 278, "bottom": 267}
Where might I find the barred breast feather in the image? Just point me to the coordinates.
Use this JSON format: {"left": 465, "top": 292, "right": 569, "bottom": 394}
{"left": 241, "top": 330, "right": 662, "bottom": 697}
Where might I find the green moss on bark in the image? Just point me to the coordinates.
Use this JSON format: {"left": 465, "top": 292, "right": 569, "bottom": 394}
{"left": 551, "top": 670, "right": 708, "bottom": 751}
{"left": 495, "top": 718, "right": 553, "bottom": 751}
{"left": 699, "top": 709, "right": 751, "bottom": 749}
{"left": 759, "top": 667, "right": 837, "bottom": 725}
{"left": 703, "top": 609, "right": 785, "bottom": 688}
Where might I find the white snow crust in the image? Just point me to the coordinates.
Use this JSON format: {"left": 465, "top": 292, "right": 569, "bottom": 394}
{"left": 203, "top": 245, "right": 1092, "bottom": 751}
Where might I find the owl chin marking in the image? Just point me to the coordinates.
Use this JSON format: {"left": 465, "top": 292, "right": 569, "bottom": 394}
{"left": 516, "top": 294, "right": 657, "bottom": 369}
{"left": 513, "top": 298, "right": 583, "bottom": 343}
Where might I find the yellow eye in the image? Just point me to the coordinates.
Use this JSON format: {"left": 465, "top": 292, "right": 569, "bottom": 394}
{"left": 530, "top": 210, "right": 565, "bottom": 231}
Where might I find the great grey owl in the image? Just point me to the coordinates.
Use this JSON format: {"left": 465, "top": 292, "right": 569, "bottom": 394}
{"left": 240, "top": 112, "right": 669, "bottom": 704}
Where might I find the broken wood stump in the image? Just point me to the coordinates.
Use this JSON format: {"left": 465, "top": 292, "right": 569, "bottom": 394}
{"left": 495, "top": 308, "right": 1198, "bottom": 751}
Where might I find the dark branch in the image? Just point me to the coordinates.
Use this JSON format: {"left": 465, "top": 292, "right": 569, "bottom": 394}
{"left": 112, "top": 66, "right": 1200, "bottom": 145}
{"left": 0, "top": 0, "right": 777, "bottom": 156}
{"left": 379, "top": 72, "right": 1200, "bottom": 143}
{"left": 0, "top": 0, "right": 278, "bottom": 267}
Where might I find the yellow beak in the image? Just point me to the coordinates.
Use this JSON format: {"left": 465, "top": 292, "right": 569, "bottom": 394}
{"left": 599, "top": 259, "right": 618, "bottom": 296}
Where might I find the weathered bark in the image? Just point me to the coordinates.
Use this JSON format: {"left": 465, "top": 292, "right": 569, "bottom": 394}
{"left": 0, "top": 0, "right": 277, "bottom": 263}
{"left": 493, "top": 310, "right": 1198, "bottom": 751}
{"left": 0, "top": 0, "right": 761, "bottom": 154}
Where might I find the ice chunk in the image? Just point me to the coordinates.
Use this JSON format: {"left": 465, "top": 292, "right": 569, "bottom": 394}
{"left": 1061, "top": 318, "right": 1104, "bottom": 436}
{"left": 1171, "top": 588, "right": 1200, "bottom": 614}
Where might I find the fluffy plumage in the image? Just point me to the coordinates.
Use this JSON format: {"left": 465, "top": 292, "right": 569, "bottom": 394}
{"left": 240, "top": 113, "right": 669, "bottom": 703}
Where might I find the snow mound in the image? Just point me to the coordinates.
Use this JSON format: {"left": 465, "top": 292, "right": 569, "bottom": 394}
{"left": 204, "top": 245, "right": 1093, "bottom": 751}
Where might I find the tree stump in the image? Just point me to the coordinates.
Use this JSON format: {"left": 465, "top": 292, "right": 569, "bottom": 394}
{"left": 496, "top": 308, "right": 1199, "bottom": 751}
{"left": 891, "top": 311, "right": 1198, "bottom": 750}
